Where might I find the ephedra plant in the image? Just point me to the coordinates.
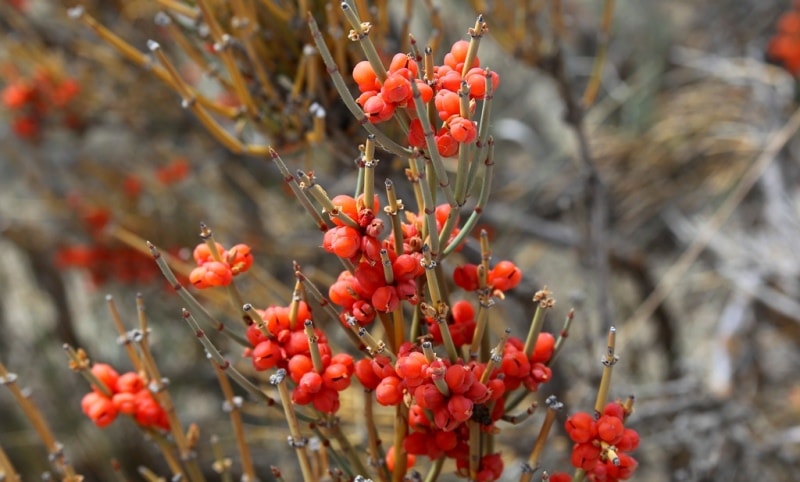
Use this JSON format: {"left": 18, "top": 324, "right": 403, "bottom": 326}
{"left": 1, "top": 1, "right": 638, "bottom": 481}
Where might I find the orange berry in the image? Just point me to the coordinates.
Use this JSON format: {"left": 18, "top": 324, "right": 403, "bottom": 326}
{"left": 112, "top": 392, "right": 137, "bottom": 415}
{"left": 382, "top": 73, "right": 412, "bottom": 104}
{"left": 352, "top": 60, "right": 379, "bottom": 92}
{"left": 439, "top": 69, "right": 463, "bottom": 92}
{"left": 192, "top": 242, "right": 225, "bottom": 265}
{"left": 115, "top": 372, "right": 145, "bottom": 394}
{"left": 354, "top": 358, "right": 382, "bottom": 390}
{"left": 226, "top": 243, "right": 253, "bottom": 274}
{"left": 385, "top": 445, "right": 416, "bottom": 472}
{"left": 451, "top": 300, "right": 475, "bottom": 324}
{"left": 488, "top": 260, "right": 522, "bottom": 291}
{"left": 448, "top": 116, "right": 477, "bottom": 143}
{"left": 435, "top": 90, "right": 461, "bottom": 121}
{"left": 449, "top": 40, "right": 470, "bottom": 63}
{"left": 1, "top": 82, "right": 33, "bottom": 109}
{"left": 434, "top": 129, "right": 458, "bottom": 157}
{"left": 86, "top": 395, "right": 118, "bottom": 427}
{"left": 91, "top": 363, "right": 119, "bottom": 394}
{"left": 388, "top": 53, "right": 419, "bottom": 78}
{"left": 375, "top": 375, "right": 403, "bottom": 405}
{"left": 330, "top": 194, "right": 358, "bottom": 226}
{"left": 362, "top": 93, "right": 395, "bottom": 122}
{"left": 407, "top": 118, "right": 426, "bottom": 148}
{"left": 322, "top": 225, "right": 361, "bottom": 259}
{"left": 81, "top": 392, "right": 105, "bottom": 415}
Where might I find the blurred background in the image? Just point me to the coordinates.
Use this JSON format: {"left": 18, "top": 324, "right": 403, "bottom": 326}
{"left": 1, "top": 0, "right": 800, "bottom": 480}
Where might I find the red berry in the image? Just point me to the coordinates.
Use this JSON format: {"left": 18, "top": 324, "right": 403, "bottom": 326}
{"left": 363, "top": 93, "right": 395, "bottom": 122}
{"left": 246, "top": 323, "right": 269, "bottom": 346}
{"left": 407, "top": 118, "right": 426, "bottom": 148}
{"left": 445, "top": 364, "right": 473, "bottom": 393}
{"left": 322, "top": 225, "right": 361, "bottom": 259}
{"left": 385, "top": 445, "right": 416, "bottom": 472}
{"left": 501, "top": 351, "right": 531, "bottom": 379}
{"left": 291, "top": 385, "right": 313, "bottom": 405}
{"left": 435, "top": 129, "right": 459, "bottom": 157}
{"left": 439, "top": 68, "right": 463, "bottom": 92}
{"left": 288, "top": 354, "right": 314, "bottom": 383}
{"left": 354, "top": 358, "right": 382, "bottom": 390}
{"left": 615, "top": 452, "right": 638, "bottom": 479}
{"left": 252, "top": 340, "right": 283, "bottom": 371}
{"left": 395, "top": 352, "right": 427, "bottom": 381}
{"left": 190, "top": 261, "right": 233, "bottom": 288}
{"left": 112, "top": 392, "right": 137, "bottom": 415}
{"left": 372, "top": 285, "right": 399, "bottom": 312}
{"left": 449, "top": 40, "right": 470, "bottom": 64}
{"left": 451, "top": 300, "right": 475, "bottom": 324}
{"left": 392, "top": 254, "right": 423, "bottom": 282}
{"left": 322, "top": 363, "right": 351, "bottom": 391}
{"left": 91, "top": 363, "right": 119, "bottom": 394}
{"left": 330, "top": 194, "right": 358, "bottom": 226}
{"left": 87, "top": 395, "right": 118, "bottom": 427}
{"left": 329, "top": 272, "right": 358, "bottom": 309}
{"left": 299, "top": 371, "right": 323, "bottom": 394}
{"left": 312, "top": 386, "right": 341, "bottom": 413}
{"left": 382, "top": 73, "right": 412, "bottom": 104}
{"left": 617, "top": 428, "right": 640, "bottom": 452}
{"left": 81, "top": 392, "right": 105, "bottom": 414}
{"left": 284, "top": 330, "right": 311, "bottom": 357}
{"left": 603, "top": 400, "right": 626, "bottom": 420}
{"left": 115, "top": 372, "right": 145, "bottom": 394}
{"left": 414, "top": 79, "right": 433, "bottom": 103}
{"left": 375, "top": 375, "right": 403, "bottom": 406}
{"left": 192, "top": 242, "right": 225, "bottom": 265}
{"left": 414, "top": 383, "right": 446, "bottom": 410}
{"left": 1, "top": 82, "right": 33, "bottom": 109}
{"left": 226, "top": 243, "right": 253, "bottom": 274}
{"left": 435, "top": 90, "right": 461, "bottom": 121}
{"left": 488, "top": 261, "right": 522, "bottom": 291}
{"left": 532, "top": 332, "right": 556, "bottom": 363}
{"left": 448, "top": 116, "right": 477, "bottom": 143}
{"left": 388, "top": 53, "right": 419, "bottom": 77}
{"left": 570, "top": 442, "right": 600, "bottom": 471}
{"left": 453, "top": 264, "right": 480, "bottom": 291}
{"left": 596, "top": 415, "right": 625, "bottom": 445}
{"left": 352, "top": 60, "right": 379, "bottom": 92}
{"left": 350, "top": 300, "right": 376, "bottom": 325}
{"left": 565, "top": 412, "right": 597, "bottom": 444}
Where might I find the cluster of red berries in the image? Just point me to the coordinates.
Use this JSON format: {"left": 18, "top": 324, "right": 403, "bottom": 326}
{"left": 55, "top": 204, "right": 173, "bottom": 286}
{"left": 352, "top": 40, "right": 499, "bottom": 157}
{"left": 122, "top": 156, "right": 192, "bottom": 199}
{"left": 189, "top": 242, "right": 253, "bottom": 289}
{"left": 1, "top": 69, "right": 81, "bottom": 139}
{"left": 244, "top": 301, "right": 355, "bottom": 413}
{"left": 325, "top": 195, "right": 474, "bottom": 327}
{"left": 564, "top": 401, "right": 639, "bottom": 481}
{"left": 768, "top": 1, "right": 800, "bottom": 76}
{"left": 351, "top": 331, "right": 554, "bottom": 481}
{"left": 56, "top": 244, "right": 165, "bottom": 286}
{"left": 325, "top": 194, "right": 427, "bottom": 322}
{"left": 453, "top": 259, "right": 523, "bottom": 293}
{"left": 80, "top": 363, "right": 169, "bottom": 430}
